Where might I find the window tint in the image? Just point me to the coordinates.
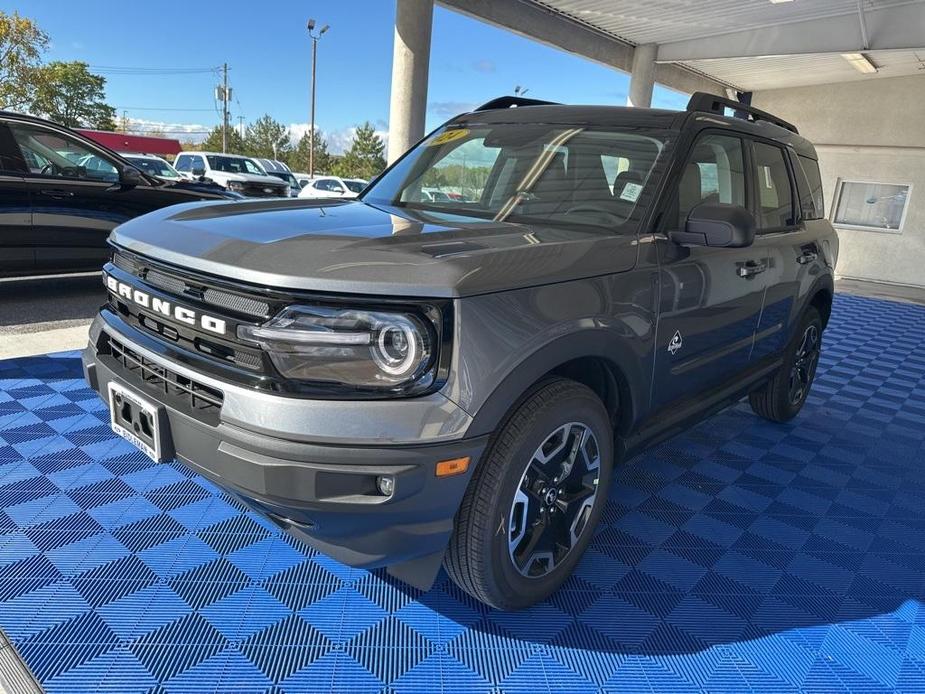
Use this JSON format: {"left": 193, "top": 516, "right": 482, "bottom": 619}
{"left": 752, "top": 142, "right": 794, "bottom": 229}
{"left": 175, "top": 155, "right": 191, "bottom": 172}
{"left": 792, "top": 154, "right": 823, "bottom": 220}
{"left": 676, "top": 134, "right": 746, "bottom": 227}
{"left": 798, "top": 155, "right": 824, "bottom": 217}
{"left": 10, "top": 124, "right": 119, "bottom": 182}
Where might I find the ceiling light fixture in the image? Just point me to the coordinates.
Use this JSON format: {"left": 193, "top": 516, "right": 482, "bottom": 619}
{"left": 769, "top": 0, "right": 795, "bottom": 4}
{"left": 841, "top": 53, "right": 878, "bottom": 74}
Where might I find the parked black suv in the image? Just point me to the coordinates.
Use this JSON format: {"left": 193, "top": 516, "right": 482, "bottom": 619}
{"left": 82, "top": 94, "right": 837, "bottom": 609}
{"left": 0, "top": 111, "right": 237, "bottom": 278}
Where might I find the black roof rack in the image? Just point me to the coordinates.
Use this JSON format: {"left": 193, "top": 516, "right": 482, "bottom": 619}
{"left": 686, "top": 92, "right": 798, "bottom": 134}
{"left": 474, "top": 96, "right": 561, "bottom": 111}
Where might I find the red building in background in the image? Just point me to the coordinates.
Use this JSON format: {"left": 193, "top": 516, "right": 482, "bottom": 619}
{"left": 76, "top": 129, "right": 181, "bottom": 157}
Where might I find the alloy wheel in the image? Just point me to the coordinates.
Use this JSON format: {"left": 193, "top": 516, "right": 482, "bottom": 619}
{"left": 789, "top": 324, "right": 820, "bottom": 405}
{"left": 508, "top": 422, "right": 601, "bottom": 578}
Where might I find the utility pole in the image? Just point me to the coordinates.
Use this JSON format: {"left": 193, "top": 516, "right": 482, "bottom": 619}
{"left": 307, "top": 19, "right": 329, "bottom": 178}
{"left": 222, "top": 63, "right": 230, "bottom": 153}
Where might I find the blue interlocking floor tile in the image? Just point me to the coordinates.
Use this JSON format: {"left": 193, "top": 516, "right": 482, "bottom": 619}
{"left": 1, "top": 293, "right": 925, "bottom": 692}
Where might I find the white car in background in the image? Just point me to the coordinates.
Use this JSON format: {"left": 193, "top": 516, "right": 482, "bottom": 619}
{"left": 174, "top": 151, "right": 290, "bottom": 198}
{"left": 298, "top": 176, "right": 368, "bottom": 199}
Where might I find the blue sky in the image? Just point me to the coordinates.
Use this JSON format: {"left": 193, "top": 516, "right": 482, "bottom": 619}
{"left": 13, "top": 1, "right": 689, "bottom": 152}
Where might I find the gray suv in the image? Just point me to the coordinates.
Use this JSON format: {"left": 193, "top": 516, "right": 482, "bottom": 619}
{"left": 82, "top": 94, "right": 838, "bottom": 609}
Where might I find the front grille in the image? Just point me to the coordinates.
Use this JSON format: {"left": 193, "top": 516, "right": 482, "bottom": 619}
{"left": 243, "top": 183, "right": 287, "bottom": 198}
{"left": 203, "top": 288, "right": 270, "bottom": 317}
{"left": 112, "top": 252, "right": 271, "bottom": 319}
{"left": 103, "top": 333, "right": 224, "bottom": 420}
{"left": 145, "top": 269, "right": 187, "bottom": 296}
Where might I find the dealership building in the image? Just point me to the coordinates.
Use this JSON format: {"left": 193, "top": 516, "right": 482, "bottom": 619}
{"left": 387, "top": 0, "right": 925, "bottom": 288}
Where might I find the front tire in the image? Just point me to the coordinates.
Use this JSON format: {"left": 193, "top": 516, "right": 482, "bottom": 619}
{"left": 444, "top": 378, "right": 613, "bottom": 610}
{"left": 749, "top": 306, "right": 822, "bottom": 422}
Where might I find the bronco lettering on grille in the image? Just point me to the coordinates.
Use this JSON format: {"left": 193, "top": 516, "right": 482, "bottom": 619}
{"left": 105, "top": 273, "right": 227, "bottom": 336}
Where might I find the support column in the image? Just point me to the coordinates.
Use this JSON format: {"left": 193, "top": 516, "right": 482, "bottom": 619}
{"left": 387, "top": 0, "right": 434, "bottom": 164}
{"left": 627, "top": 43, "right": 658, "bottom": 108}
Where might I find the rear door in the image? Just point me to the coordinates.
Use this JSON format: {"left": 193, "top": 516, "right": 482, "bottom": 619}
{"left": 0, "top": 123, "right": 34, "bottom": 276}
{"left": 651, "top": 132, "right": 769, "bottom": 409}
{"left": 748, "top": 139, "right": 826, "bottom": 362}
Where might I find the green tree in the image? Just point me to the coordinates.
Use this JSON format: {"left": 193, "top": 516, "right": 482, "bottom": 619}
{"left": 0, "top": 11, "right": 49, "bottom": 110}
{"left": 200, "top": 125, "right": 245, "bottom": 154}
{"left": 31, "top": 61, "right": 116, "bottom": 129}
{"left": 243, "top": 114, "right": 292, "bottom": 161}
{"left": 291, "top": 128, "right": 332, "bottom": 174}
{"left": 333, "top": 122, "right": 386, "bottom": 180}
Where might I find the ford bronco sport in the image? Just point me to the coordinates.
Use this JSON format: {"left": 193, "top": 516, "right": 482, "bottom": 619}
{"left": 82, "top": 93, "right": 838, "bottom": 610}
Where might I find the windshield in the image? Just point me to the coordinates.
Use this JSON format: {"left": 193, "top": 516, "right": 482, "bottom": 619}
{"left": 363, "top": 124, "right": 666, "bottom": 229}
{"left": 344, "top": 180, "right": 367, "bottom": 193}
{"left": 206, "top": 155, "right": 266, "bottom": 175}
{"left": 126, "top": 156, "right": 180, "bottom": 179}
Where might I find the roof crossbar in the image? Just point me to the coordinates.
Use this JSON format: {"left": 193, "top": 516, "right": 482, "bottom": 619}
{"left": 474, "top": 96, "right": 561, "bottom": 111}
{"left": 687, "top": 92, "right": 799, "bottom": 134}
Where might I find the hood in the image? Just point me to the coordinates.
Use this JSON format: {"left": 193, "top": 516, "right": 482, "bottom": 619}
{"left": 110, "top": 199, "right": 638, "bottom": 298}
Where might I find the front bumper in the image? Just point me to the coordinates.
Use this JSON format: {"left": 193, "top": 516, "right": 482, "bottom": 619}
{"left": 82, "top": 314, "right": 488, "bottom": 588}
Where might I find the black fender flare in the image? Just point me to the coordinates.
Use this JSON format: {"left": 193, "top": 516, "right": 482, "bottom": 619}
{"left": 464, "top": 329, "right": 649, "bottom": 439}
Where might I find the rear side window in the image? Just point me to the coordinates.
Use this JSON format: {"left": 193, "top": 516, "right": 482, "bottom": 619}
{"left": 796, "top": 155, "right": 824, "bottom": 219}
{"left": 752, "top": 142, "right": 795, "bottom": 230}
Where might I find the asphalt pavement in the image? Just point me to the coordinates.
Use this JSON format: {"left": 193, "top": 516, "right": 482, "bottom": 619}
{"left": 0, "top": 273, "right": 104, "bottom": 359}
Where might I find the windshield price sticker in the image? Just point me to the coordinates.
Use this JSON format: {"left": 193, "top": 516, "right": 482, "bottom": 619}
{"left": 427, "top": 129, "right": 470, "bottom": 146}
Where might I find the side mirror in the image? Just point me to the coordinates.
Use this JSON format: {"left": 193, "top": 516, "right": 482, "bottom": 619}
{"left": 120, "top": 166, "right": 146, "bottom": 187}
{"left": 191, "top": 167, "right": 206, "bottom": 177}
{"left": 670, "top": 203, "right": 756, "bottom": 248}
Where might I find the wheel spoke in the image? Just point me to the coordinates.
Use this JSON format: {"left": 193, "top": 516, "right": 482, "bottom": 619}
{"left": 508, "top": 421, "right": 602, "bottom": 578}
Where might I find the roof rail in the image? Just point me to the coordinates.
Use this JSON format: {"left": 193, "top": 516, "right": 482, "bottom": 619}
{"left": 686, "top": 92, "right": 798, "bottom": 134}
{"left": 474, "top": 96, "right": 560, "bottom": 111}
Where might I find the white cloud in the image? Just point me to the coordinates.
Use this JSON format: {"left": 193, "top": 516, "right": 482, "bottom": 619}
{"left": 124, "top": 117, "right": 213, "bottom": 143}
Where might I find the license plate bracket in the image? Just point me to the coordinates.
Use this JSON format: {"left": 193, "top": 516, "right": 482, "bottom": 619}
{"left": 108, "top": 382, "right": 172, "bottom": 462}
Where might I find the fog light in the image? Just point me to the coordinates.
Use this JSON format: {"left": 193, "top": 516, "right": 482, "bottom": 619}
{"left": 377, "top": 476, "right": 395, "bottom": 496}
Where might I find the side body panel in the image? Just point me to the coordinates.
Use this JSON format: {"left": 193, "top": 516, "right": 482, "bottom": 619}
{"left": 452, "top": 233, "right": 657, "bottom": 438}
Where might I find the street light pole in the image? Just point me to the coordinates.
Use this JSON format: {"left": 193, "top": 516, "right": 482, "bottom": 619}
{"left": 307, "top": 19, "right": 329, "bottom": 179}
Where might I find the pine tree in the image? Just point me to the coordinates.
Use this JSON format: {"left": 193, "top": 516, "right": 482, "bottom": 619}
{"left": 243, "top": 114, "right": 292, "bottom": 161}
{"left": 292, "top": 128, "right": 331, "bottom": 174}
{"left": 334, "top": 122, "right": 386, "bottom": 180}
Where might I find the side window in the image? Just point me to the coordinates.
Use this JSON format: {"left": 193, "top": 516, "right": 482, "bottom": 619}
{"left": 752, "top": 141, "right": 795, "bottom": 230}
{"left": 175, "top": 155, "right": 191, "bottom": 172}
{"left": 798, "top": 154, "right": 824, "bottom": 218}
{"left": 675, "top": 134, "right": 746, "bottom": 228}
{"left": 190, "top": 156, "right": 205, "bottom": 173}
{"left": 9, "top": 123, "right": 119, "bottom": 182}
{"left": 792, "top": 154, "right": 823, "bottom": 220}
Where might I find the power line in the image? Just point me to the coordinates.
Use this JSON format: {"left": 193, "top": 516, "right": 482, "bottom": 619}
{"left": 89, "top": 65, "right": 221, "bottom": 75}
{"left": 114, "top": 106, "right": 217, "bottom": 112}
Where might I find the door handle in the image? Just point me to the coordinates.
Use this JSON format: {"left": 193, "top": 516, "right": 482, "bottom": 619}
{"left": 737, "top": 261, "right": 767, "bottom": 278}
{"left": 40, "top": 189, "right": 75, "bottom": 199}
{"left": 797, "top": 251, "right": 818, "bottom": 265}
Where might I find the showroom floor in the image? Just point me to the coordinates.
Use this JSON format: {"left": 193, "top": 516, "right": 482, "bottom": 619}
{"left": 0, "top": 293, "right": 924, "bottom": 693}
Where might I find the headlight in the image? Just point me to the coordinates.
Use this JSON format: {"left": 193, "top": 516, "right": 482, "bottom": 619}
{"left": 237, "top": 304, "right": 441, "bottom": 394}
{"left": 226, "top": 180, "right": 246, "bottom": 192}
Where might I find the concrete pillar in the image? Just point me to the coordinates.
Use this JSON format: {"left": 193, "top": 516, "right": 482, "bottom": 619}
{"left": 627, "top": 43, "right": 658, "bottom": 108}
{"left": 387, "top": 0, "right": 434, "bottom": 164}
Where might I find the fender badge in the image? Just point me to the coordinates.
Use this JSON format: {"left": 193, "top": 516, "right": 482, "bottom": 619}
{"left": 668, "top": 331, "right": 683, "bottom": 355}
